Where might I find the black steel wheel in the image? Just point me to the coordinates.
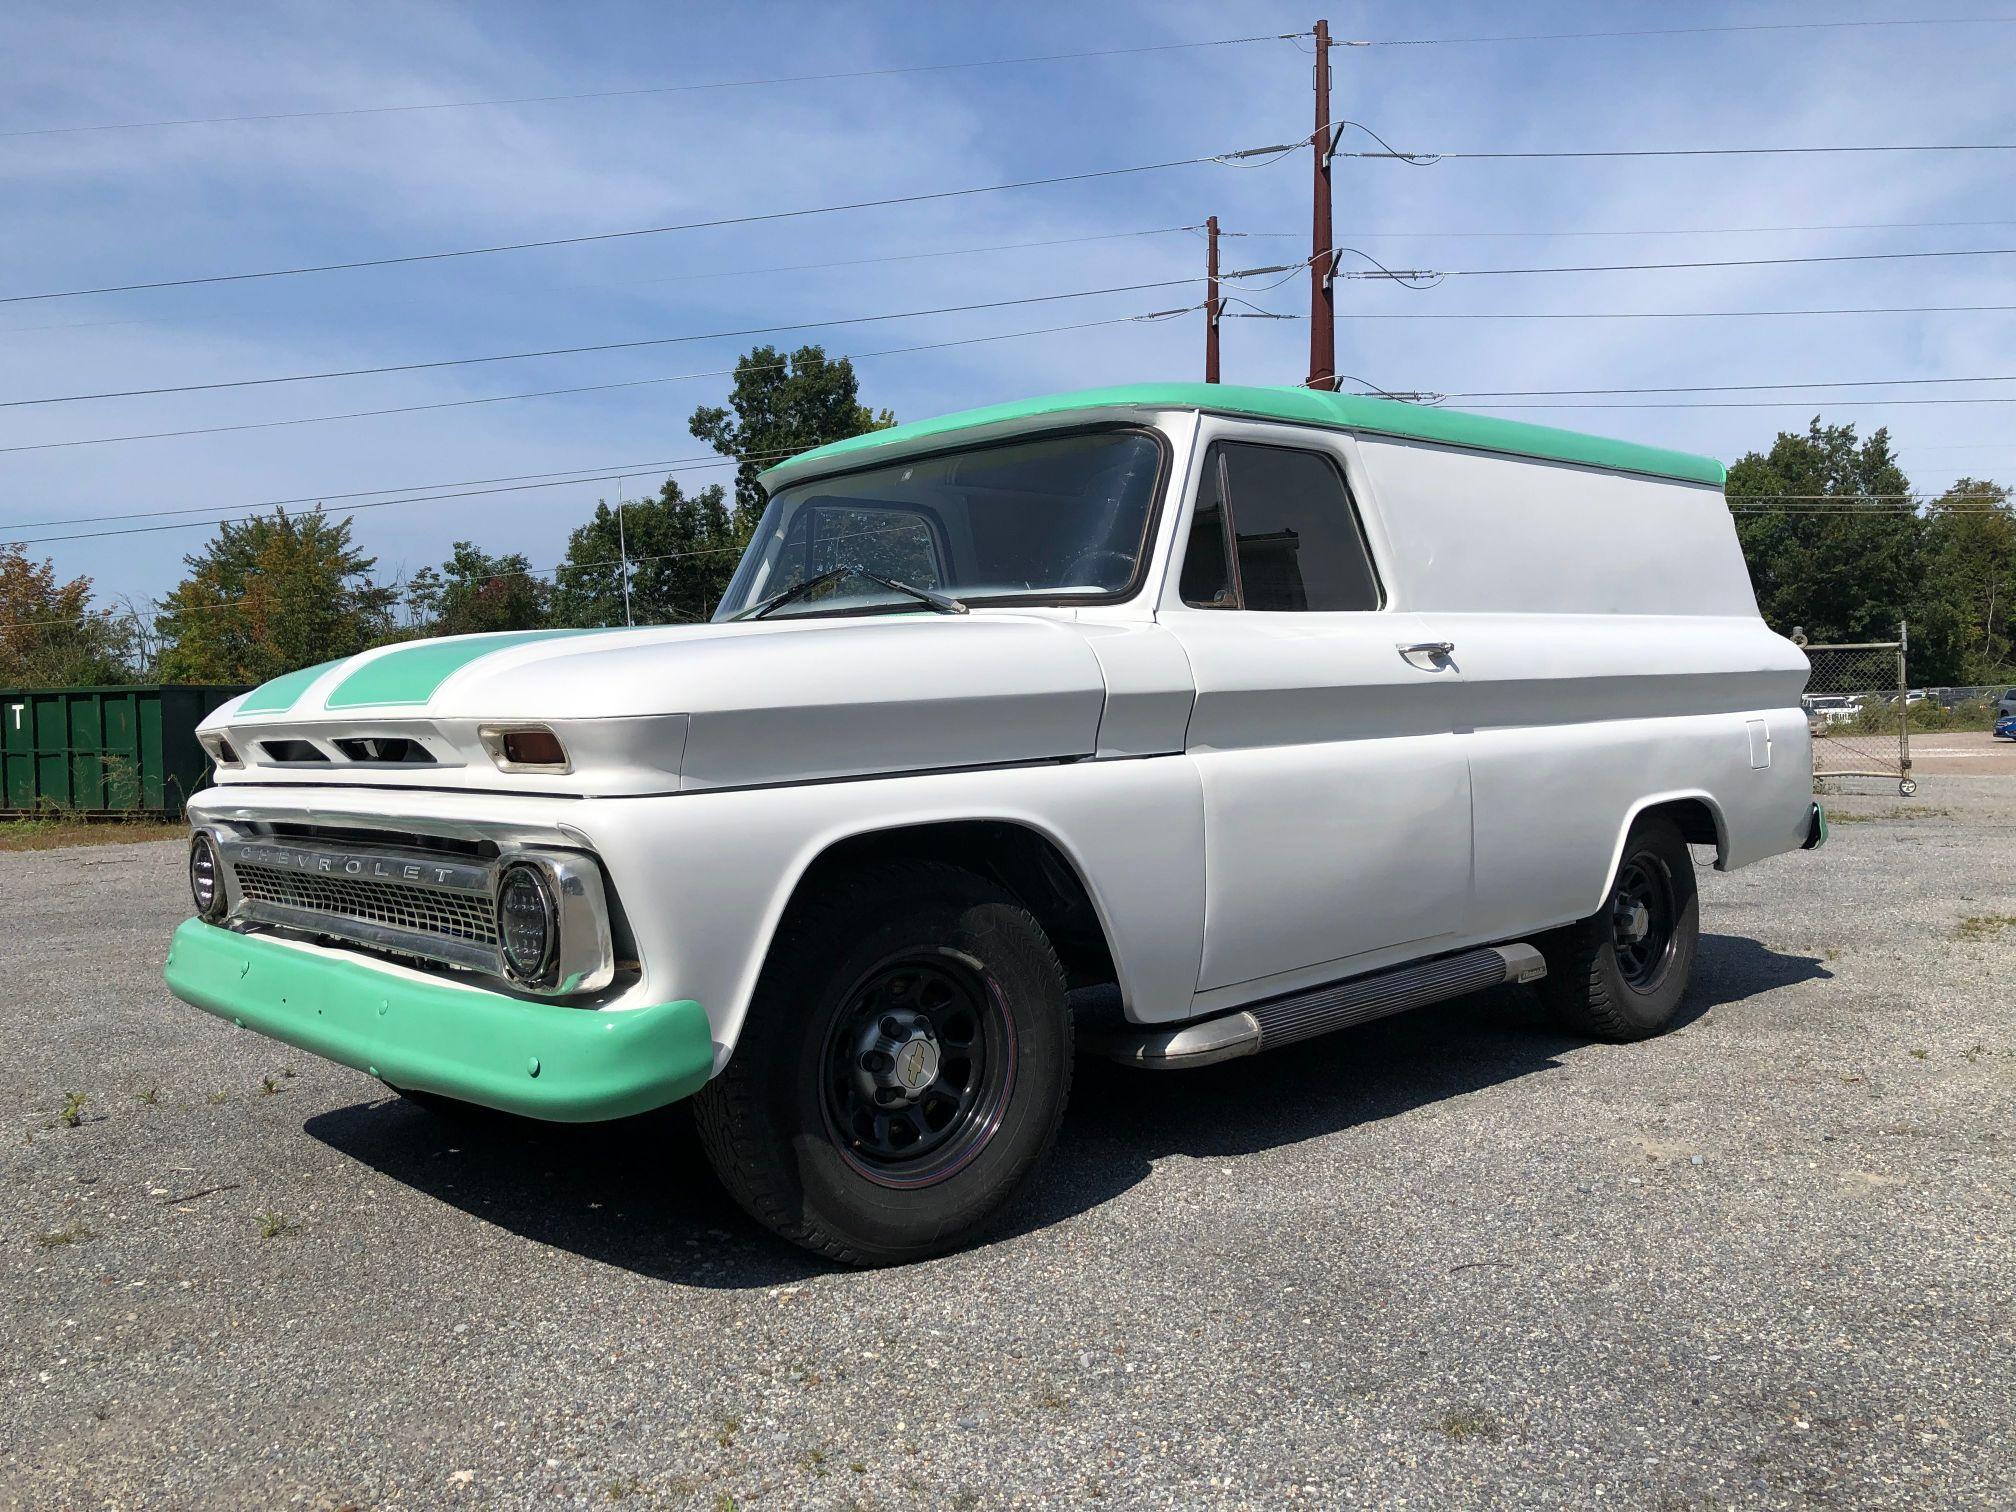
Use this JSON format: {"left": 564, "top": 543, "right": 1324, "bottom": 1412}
{"left": 820, "top": 953, "right": 1014, "bottom": 1187}
{"left": 1609, "top": 853, "right": 1679, "bottom": 993}
{"left": 1540, "top": 813, "right": 1700, "bottom": 1041}
{"left": 694, "top": 860, "right": 1072, "bottom": 1266}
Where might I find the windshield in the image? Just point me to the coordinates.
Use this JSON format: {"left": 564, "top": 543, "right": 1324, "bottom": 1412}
{"left": 713, "top": 428, "right": 1164, "bottom": 620}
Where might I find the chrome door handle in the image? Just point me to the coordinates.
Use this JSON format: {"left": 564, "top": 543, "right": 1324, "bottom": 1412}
{"left": 1398, "top": 641, "right": 1455, "bottom": 658}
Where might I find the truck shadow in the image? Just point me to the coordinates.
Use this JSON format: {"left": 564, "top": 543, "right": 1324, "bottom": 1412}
{"left": 303, "top": 932, "right": 1826, "bottom": 1289}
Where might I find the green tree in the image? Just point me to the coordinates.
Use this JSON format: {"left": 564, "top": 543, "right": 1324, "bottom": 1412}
{"left": 689, "top": 344, "right": 895, "bottom": 530}
{"left": 0, "top": 546, "right": 134, "bottom": 686}
{"left": 155, "top": 510, "right": 397, "bottom": 683}
{"left": 405, "top": 541, "right": 550, "bottom": 637}
{"left": 549, "top": 477, "right": 739, "bottom": 627}
{"left": 1921, "top": 479, "right": 2016, "bottom": 683}
{"left": 1726, "top": 418, "right": 1945, "bottom": 670}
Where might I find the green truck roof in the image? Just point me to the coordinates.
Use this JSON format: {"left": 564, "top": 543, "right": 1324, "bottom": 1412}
{"left": 759, "top": 382, "right": 1725, "bottom": 490}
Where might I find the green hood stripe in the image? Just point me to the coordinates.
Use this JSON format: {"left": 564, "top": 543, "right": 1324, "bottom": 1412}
{"left": 324, "top": 630, "right": 603, "bottom": 710}
{"left": 238, "top": 658, "right": 345, "bottom": 715}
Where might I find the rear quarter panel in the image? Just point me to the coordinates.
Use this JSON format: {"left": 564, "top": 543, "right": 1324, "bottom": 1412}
{"left": 1349, "top": 434, "right": 1813, "bottom": 940}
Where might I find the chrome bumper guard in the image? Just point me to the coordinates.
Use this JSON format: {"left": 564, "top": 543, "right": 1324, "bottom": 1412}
{"left": 201, "top": 827, "right": 616, "bottom": 996}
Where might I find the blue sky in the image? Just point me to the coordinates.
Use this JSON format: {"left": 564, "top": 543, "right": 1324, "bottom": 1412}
{"left": 3, "top": 1, "right": 2013, "bottom": 610}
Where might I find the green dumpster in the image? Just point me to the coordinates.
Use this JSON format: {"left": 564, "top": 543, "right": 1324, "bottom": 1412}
{"left": 0, "top": 685, "right": 246, "bottom": 819}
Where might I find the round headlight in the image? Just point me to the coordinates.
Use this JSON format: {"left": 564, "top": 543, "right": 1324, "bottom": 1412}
{"left": 188, "top": 832, "right": 226, "bottom": 922}
{"left": 497, "top": 864, "right": 556, "bottom": 983}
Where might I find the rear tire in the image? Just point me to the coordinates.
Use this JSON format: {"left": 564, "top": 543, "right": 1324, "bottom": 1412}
{"left": 694, "top": 861, "right": 1072, "bottom": 1266}
{"left": 1539, "top": 814, "right": 1699, "bottom": 1042}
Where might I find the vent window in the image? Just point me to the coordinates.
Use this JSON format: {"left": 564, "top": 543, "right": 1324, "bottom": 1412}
{"left": 259, "top": 739, "right": 329, "bottom": 763}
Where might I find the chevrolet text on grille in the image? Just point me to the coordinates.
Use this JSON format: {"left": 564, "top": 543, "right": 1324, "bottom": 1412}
{"left": 230, "top": 842, "right": 478, "bottom": 890}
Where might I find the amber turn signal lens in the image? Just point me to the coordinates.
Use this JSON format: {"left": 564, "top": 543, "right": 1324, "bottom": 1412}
{"left": 500, "top": 729, "right": 566, "bottom": 767}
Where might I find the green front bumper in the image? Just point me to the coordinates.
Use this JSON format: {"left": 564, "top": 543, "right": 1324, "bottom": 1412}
{"left": 164, "top": 919, "right": 715, "bottom": 1122}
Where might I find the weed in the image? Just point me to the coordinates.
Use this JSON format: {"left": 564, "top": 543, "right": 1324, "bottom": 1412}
{"left": 259, "top": 1077, "right": 281, "bottom": 1096}
{"left": 59, "top": 1092, "right": 87, "bottom": 1128}
{"left": 34, "top": 1222, "right": 97, "bottom": 1248}
{"left": 1035, "top": 1382, "right": 1068, "bottom": 1410}
{"left": 0, "top": 818, "right": 184, "bottom": 852}
{"left": 1436, "top": 1405, "right": 1503, "bottom": 1443}
{"left": 135, "top": 1087, "right": 161, "bottom": 1106}
{"left": 1828, "top": 806, "right": 1950, "bottom": 825}
{"left": 715, "top": 1417, "right": 741, "bottom": 1448}
{"left": 1956, "top": 914, "right": 2016, "bottom": 942}
{"left": 1909, "top": 1048, "right": 1929, "bottom": 1060}
{"left": 256, "top": 1211, "right": 297, "bottom": 1239}
{"left": 208, "top": 1091, "right": 228, "bottom": 1105}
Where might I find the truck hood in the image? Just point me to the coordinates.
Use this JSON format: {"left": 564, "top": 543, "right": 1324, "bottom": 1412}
{"left": 201, "top": 614, "right": 1118, "bottom": 795}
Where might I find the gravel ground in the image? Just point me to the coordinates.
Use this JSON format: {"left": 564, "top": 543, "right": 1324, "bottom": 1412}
{"left": 2, "top": 777, "right": 2011, "bottom": 1509}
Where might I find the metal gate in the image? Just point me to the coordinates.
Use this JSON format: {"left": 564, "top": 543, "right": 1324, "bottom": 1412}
{"left": 1799, "top": 635, "right": 1914, "bottom": 796}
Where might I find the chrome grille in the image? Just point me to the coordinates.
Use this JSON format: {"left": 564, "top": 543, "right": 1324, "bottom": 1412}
{"left": 234, "top": 862, "right": 499, "bottom": 945}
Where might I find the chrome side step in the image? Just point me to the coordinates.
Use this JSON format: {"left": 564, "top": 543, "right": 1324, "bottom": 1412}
{"left": 1097, "top": 943, "right": 1547, "bottom": 1070}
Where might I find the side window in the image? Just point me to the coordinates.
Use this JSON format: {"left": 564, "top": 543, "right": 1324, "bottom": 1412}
{"left": 1178, "top": 441, "right": 1381, "bottom": 611}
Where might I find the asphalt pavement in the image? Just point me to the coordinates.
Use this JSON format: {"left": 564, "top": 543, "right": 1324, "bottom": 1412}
{"left": 2, "top": 774, "right": 2011, "bottom": 1508}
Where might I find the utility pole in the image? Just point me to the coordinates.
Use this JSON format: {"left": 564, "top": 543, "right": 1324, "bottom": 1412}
{"left": 1307, "top": 17, "right": 1336, "bottom": 391}
{"left": 616, "top": 477, "right": 634, "bottom": 627}
{"left": 1204, "top": 214, "right": 1222, "bottom": 383}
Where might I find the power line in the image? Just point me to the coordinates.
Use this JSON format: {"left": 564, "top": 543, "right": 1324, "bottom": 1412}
{"left": 1228, "top": 302, "right": 2016, "bottom": 321}
{"left": 0, "top": 34, "right": 1306, "bottom": 139}
{"left": 0, "top": 275, "right": 1215, "bottom": 409}
{"left": 1338, "top": 139, "right": 2016, "bottom": 162}
{"left": 1240, "top": 217, "right": 2016, "bottom": 241}
{"left": 636, "top": 224, "right": 1201, "bottom": 285}
{"left": 1430, "top": 247, "right": 2016, "bottom": 278}
{"left": 1, "top": 452, "right": 776, "bottom": 532}
{"left": 0, "top": 138, "right": 1299, "bottom": 305}
{"left": 1447, "top": 375, "right": 2016, "bottom": 399}
{"left": 1464, "top": 397, "right": 2016, "bottom": 410}
{"left": 1362, "top": 17, "right": 2016, "bottom": 46}
{"left": 0, "top": 458, "right": 746, "bottom": 541}
{"left": 0, "top": 307, "right": 1196, "bottom": 455}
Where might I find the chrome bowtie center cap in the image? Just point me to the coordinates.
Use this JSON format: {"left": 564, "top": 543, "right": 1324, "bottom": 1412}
{"left": 894, "top": 1038, "right": 940, "bottom": 1092}
{"left": 851, "top": 1009, "right": 942, "bottom": 1107}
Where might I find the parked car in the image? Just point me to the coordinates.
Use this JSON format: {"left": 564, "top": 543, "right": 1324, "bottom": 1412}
{"left": 1999, "top": 688, "right": 2016, "bottom": 721}
{"left": 1803, "top": 695, "right": 1860, "bottom": 734}
{"left": 1995, "top": 713, "right": 2016, "bottom": 741}
{"left": 164, "top": 383, "right": 1824, "bottom": 1263}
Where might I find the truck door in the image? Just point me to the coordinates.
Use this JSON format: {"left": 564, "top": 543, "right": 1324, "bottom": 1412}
{"left": 1160, "top": 426, "right": 1472, "bottom": 996}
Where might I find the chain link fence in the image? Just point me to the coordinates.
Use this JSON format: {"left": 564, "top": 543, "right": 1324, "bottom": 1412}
{"left": 1800, "top": 639, "right": 1915, "bottom": 795}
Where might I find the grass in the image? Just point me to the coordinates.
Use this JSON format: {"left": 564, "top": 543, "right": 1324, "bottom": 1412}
{"left": 1435, "top": 1406, "right": 1503, "bottom": 1444}
{"left": 1956, "top": 914, "right": 2016, "bottom": 942}
{"left": 1827, "top": 805, "right": 1951, "bottom": 824}
{"left": 33, "top": 1222, "right": 97, "bottom": 1248}
{"left": 0, "top": 817, "right": 185, "bottom": 852}
{"left": 255, "top": 1211, "right": 298, "bottom": 1239}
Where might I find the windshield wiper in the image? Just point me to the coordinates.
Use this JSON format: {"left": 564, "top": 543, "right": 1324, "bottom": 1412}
{"left": 734, "top": 565, "right": 968, "bottom": 621}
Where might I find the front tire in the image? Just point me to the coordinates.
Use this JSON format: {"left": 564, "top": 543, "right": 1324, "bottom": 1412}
{"left": 1539, "top": 814, "right": 1699, "bottom": 1041}
{"left": 694, "top": 861, "right": 1072, "bottom": 1266}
